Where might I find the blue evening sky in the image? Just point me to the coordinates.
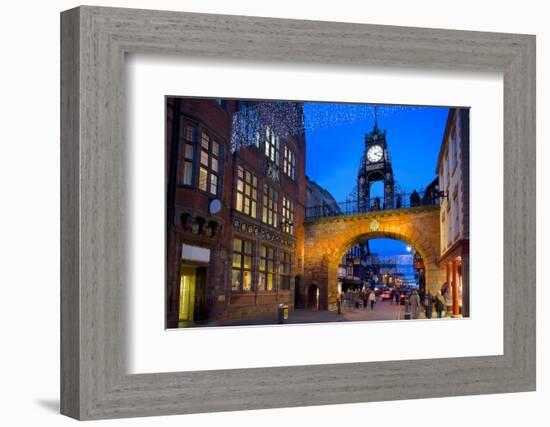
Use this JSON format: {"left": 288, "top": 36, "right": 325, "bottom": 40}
{"left": 303, "top": 102, "right": 449, "bottom": 256}
{"left": 304, "top": 103, "right": 449, "bottom": 201}
{"left": 369, "top": 239, "right": 409, "bottom": 255}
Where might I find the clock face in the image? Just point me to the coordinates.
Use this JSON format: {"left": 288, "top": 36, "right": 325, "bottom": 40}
{"left": 209, "top": 198, "right": 222, "bottom": 214}
{"left": 367, "top": 145, "right": 383, "bottom": 163}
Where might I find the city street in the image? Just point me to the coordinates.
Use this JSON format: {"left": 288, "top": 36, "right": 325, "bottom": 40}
{"left": 202, "top": 299, "right": 403, "bottom": 327}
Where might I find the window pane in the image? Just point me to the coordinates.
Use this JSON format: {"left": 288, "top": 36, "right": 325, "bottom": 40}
{"left": 210, "top": 174, "right": 217, "bottom": 195}
{"left": 211, "top": 157, "right": 218, "bottom": 172}
{"left": 267, "top": 274, "right": 273, "bottom": 291}
{"left": 184, "top": 143, "right": 194, "bottom": 159}
{"left": 183, "top": 161, "right": 193, "bottom": 185}
{"left": 185, "top": 125, "right": 194, "bottom": 141}
{"left": 231, "top": 270, "right": 241, "bottom": 291}
{"left": 200, "top": 150, "right": 209, "bottom": 166}
{"left": 251, "top": 202, "right": 256, "bottom": 218}
{"left": 260, "top": 245, "right": 266, "bottom": 258}
{"left": 201, "top": 132, "right": 209, "bottom": 149}
{"left": 236, "top": 192, "right": 243, "bottom": 211}
{"left": 212, "top": 140, "right": 219, "bottom": 156}
{"left": 244, "top": 240, "right": 252, "bottom": 254}
{"left": 238, "top": 166, "right": 244, "bottom": 179}
{"left": 233, "top": 238, "right": 242, "bottom": 252}
{"left": 243, "top": 271, "right": 252, "bottom": 291}
{"left": 232, "top": 253, "right": 242, "bottom": 268}
{"left": 198, "top": 167, "right": 208, "bottom": 191}
{"left": 281, "top": 276, "right": 290, "bottom": 290}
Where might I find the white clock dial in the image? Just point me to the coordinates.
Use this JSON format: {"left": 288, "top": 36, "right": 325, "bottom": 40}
{"left": 367, "top": 145, "right": 383, "bottom": 163}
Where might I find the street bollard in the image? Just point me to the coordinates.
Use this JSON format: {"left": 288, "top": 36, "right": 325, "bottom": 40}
{"left": 337, "top": 298, "right": 341, "bottom": 315}
{"left": 278, "top": 303, "right": 289, "bottom": 324}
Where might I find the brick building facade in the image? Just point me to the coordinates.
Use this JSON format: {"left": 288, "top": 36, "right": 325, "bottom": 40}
{"left": 166, "top": 98, "right": 306, "bottom": 328}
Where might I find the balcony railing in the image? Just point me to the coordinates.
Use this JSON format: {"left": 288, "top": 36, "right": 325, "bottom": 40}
{"left": 306, "top": 191, "right": 439, "bottom": 220}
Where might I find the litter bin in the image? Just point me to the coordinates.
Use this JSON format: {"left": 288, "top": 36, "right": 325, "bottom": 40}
{"left": 278, "top": 303, "right": 289, "bottom": 324}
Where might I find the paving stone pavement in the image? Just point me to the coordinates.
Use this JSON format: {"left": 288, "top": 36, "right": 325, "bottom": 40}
{"left": 201, "top": 299, "right": 404, "bottom": 328}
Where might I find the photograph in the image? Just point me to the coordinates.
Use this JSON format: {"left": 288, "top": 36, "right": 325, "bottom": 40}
{"left": 165, "top": 98, "right": 470, "bottom": 328}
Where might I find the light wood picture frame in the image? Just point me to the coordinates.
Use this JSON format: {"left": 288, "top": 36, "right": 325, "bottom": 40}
{"left": 60, "top": 5, "right": 536, "bottom": 420}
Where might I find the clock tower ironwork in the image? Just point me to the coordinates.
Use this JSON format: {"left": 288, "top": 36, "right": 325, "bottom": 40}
{"left": 357, "top": 108, "right": 395, "bottom": 212}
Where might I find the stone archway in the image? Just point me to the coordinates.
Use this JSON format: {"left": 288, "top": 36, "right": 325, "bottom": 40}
{"left": 303, "top": 206, "right": 445, "bottom": 311}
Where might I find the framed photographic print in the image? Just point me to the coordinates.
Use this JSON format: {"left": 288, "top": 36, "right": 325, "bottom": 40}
{"left": 61, "top": 6, "right": 535, "bottom": 420}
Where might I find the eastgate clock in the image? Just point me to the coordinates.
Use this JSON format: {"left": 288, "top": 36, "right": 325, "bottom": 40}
{"left": 367, "top": 144, "right": 383, "bottom": 163}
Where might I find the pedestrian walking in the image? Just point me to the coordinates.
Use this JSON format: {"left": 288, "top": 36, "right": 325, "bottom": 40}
{"left": 435, "top": 290, "right": 446, "bottom": 318}
{"left": 394, "top": 289, "right": 400, "bottom": 305}
{"left": 390, "top": 289, "right": 395, "bottom": 304}
{"left": 369, "top": 290, "right": 376, "bottom": 309}
{"left": 410, "top": 290, "right": 421, "bottom": 319}
{"left": 362, "top": 290, "right": 368, "bottom": 310}
{"left": 425, "top": 291, "right": 434, "bottom": 319}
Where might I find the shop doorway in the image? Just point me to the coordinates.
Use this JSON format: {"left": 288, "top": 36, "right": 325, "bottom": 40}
{"left": 178, "top": 265, "right": 208, "bottom": 326}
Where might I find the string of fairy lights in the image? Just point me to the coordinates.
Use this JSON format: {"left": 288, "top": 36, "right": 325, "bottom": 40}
{"left": 230, "top": 101, "right": 427, "bottom": 152}
{"left": 230, "top": 100, "right": 429, "bottom": 204}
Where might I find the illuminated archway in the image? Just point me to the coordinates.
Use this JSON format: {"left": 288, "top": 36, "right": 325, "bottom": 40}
{"left": 303, "top": 206, "right": 444, "bottom": 310}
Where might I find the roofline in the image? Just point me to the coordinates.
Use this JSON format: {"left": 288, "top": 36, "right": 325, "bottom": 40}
{"left": 435, "top": 108, "right": 457, "bottom": 174}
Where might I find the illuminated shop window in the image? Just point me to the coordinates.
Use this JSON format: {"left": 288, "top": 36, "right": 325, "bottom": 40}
{"left": 259, "top": 245, "right": 276, "bottom": 291}
{"left": 235, "top": 165, "right": 258, "bottom": 218}
{"left": 232, "top": 238, "right": 253, "bottom": 292}
{"left": 262, "top": 184, "right": 278, "bottom": 227}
